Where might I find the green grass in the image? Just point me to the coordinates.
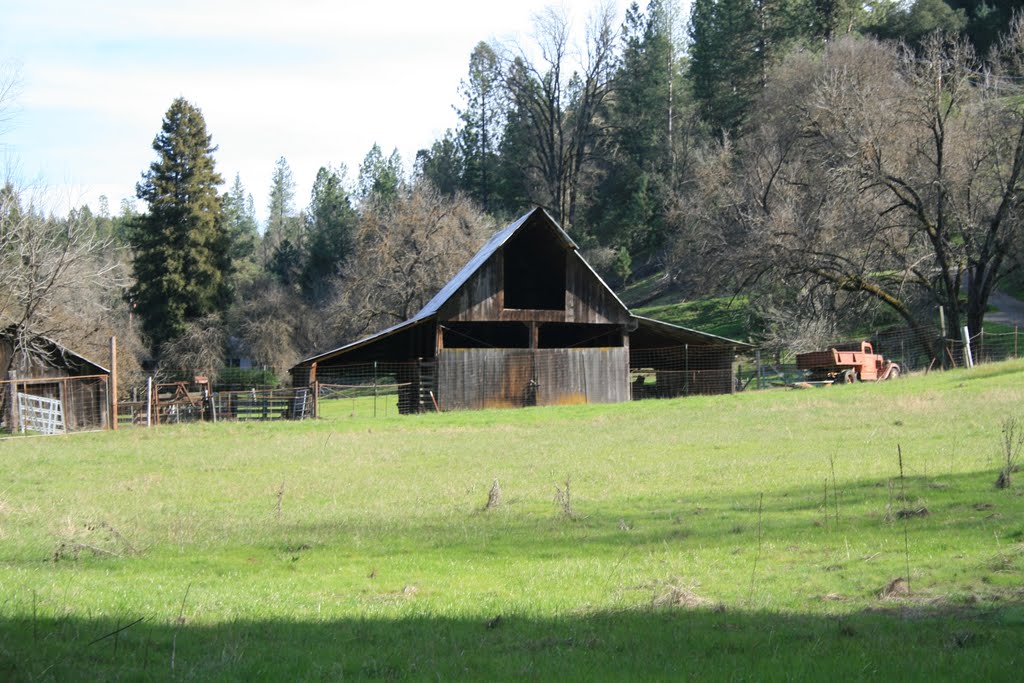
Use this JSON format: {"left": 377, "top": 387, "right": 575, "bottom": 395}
{"left": 2, "top": 362, "right": 1024, "bottom": 680}
{"left": 635, "top": 295, "right": 753, "bottom": 340}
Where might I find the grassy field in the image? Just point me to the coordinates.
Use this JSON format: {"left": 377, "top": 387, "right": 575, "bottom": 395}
{"left": 2, "top": 362, "right": 1024, "bottom": 680}
{"left": 633, "top": 295, "right": 754, "bottom": 341}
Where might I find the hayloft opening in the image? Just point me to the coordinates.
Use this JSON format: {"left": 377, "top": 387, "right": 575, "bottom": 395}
{"left": 503, "top": 219, "right": 566, "bottom": 310}
{"left": 442, "top": 322, "right": 530, "bottom": 349}
{"left": 538, "top": 323, "right": 623, "bottom": 349}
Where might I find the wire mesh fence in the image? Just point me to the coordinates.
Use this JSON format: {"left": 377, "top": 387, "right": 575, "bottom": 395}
{"left": 114, "top": 383, "right": 313, "bottom": 428}
{"left": 311, "top": 361, "right": 435, "bottom": 416}
{"left": 738, "top": 326, "right": 1022, "bottom": 389}
{"left": 297, "top": 324, "right": 1024, "bottom": 415}
{"left": 1, "top": 374, "right": 110, "bottom": 435}
{"left": 6, "top": 323, "right": 1020, "bottom": 434}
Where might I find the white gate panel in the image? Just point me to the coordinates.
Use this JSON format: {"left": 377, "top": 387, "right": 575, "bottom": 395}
{"left": 17, "top": 393, "right": 66, "bottom": 435}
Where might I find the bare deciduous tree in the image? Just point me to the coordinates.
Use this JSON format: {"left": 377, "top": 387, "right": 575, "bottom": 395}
{"left": 0, "top": 184, "right": 123, "bottom": 356}
{"left": 684, "top": 31, "right": 1024, "bottom": 360}
{"left": 330, "top": 184, "right": 494, "bottom": 341}
{"left": 158, "top": 314, "right": 227, "bottom": 380}
{"left": 496, "top": 2, "right": 617, "bottom": 233}
{"left": 230, "top": 277, "right": 323, "bottom": 379}
{"left": 0, "top": 59, "right": 22, "bottom": 138}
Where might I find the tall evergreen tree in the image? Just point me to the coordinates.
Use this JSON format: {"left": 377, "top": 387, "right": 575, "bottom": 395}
{"left": 357, "top": 144, "right": 404, "bottom": 204}
{"left": 492, "top": 75, "right": 536, "bottom": 216}
{"left": 415, "top": 131, "right": 464, "bottom": 197}
{"left": 224, "top": 173, "right": 259, "bottom": 266}
{"left": 130, "top": 97, "right": 231, "bottom": 350}
{"left": 592, "top": 1, "right": 688, "bottom": 251}
{"left": 689, "top": 0, "right": 811, "bottom": 135}
{"left": 457, "top": 42, "right": 505, "bottom": 211}
{"left": 264, "top": 156, "right": 299, "bottom": 263}
{"left": 689, "top": 0, "right": 763, "bottom": 135}
{"left": 302, "top": 165, "right": 358, "bottom": 301}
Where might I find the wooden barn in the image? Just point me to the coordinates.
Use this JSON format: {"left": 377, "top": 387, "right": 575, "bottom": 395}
{"left": 292, "top": 207, "right": 748, "bottom": 413}
{"left": 1, "top": 328, "right": 111, "bottom": 433}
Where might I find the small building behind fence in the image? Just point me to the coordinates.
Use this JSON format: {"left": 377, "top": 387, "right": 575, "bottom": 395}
{"left": 1, "top": 327, "right": 111, "bottom": 434}
{"left": 291, "top": 207, "right": 751, "bottom": 413}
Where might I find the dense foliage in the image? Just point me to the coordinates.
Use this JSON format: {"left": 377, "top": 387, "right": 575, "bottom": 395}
{"left": 130, "top": 97, "right": 232, "bottom": 351}
{"left": 10, "top": 1, "right": 1024, "bottom": 379}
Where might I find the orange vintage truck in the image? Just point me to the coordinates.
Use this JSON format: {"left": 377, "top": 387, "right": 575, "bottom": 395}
{"left": 795, "top": 341, "right": 901, "bottom": 384}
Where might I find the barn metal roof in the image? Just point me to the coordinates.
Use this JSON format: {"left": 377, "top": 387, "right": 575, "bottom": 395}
{"left": 414, "top": 206, "right": 577, "bottom": 321}
{"left": 297, "top": 316, "right": 431, "bottom": 366}
{"left": 295, "top": 207, "right": 741, "bottom": 367}
{"left": 298, "top": 207, "right": 578, "bottom": 366}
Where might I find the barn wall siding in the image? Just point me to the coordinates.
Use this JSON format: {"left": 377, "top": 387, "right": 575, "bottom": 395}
{"left": 565, "top": 254, "right": 631, "bottom": 325}
{"left": 437, "top": 347, "right": 628, "bottom": 411}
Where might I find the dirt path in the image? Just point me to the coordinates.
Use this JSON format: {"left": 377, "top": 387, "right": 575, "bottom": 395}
{"left": 987, "top": 291, "right": 1024, "bottom": 328}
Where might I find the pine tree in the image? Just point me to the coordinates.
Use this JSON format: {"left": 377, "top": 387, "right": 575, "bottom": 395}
{"left": 414, "top": 131, "right": 464, "bottom": 197}
{"left": 224, "top": 173, "right": 259, "bottom": 266}
{"left": 457, "top": 42, "right": 504, "bottom": 211}
{"left": 689, "top": 0, "right": 763, "bottom": 136}
{"left": 264, "top": 156, "right": 299, "bottom": 263}
{"left": 357, "top": 144, "right": 403, "bottom": 204}
{"left": 592, "top": 1, "right": 687, "bottom": 251}
{"left": 301, "top": 165, "right": 358, "bottom": 301}
{"left": 130, "top": 97, "right": 231, "bottom": 350}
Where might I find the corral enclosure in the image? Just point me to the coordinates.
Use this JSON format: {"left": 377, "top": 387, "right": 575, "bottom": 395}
{"left": 293, "top": 208, "right": 747, "bottom": 412}
{"left": 0, "top": 328, "right": 110, "bottom": 433}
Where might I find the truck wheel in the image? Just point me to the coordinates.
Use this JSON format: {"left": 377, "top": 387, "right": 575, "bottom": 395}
{"left": 887, "top": 366, "right": 901, "bottom": 380}
{"left": 843, "top": 369, "right": 857, "bottom": 384}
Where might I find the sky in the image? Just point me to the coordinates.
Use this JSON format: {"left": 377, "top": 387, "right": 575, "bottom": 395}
{"left": 0, "top": 0, "right": 641, "bottom": 225}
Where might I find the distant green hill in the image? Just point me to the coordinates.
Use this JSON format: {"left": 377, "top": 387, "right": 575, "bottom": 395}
{"left": 622, "top": 276, "right": 754, "bottom": 341}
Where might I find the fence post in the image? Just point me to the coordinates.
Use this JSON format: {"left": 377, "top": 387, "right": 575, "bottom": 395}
{"left": 312, "top": 380, "right": 319, "bottom": 419}
{"left": 1016, "top": 326, "right": 1019, "bottom": 359}
{"left": 373, "top": 361, "right": 378, "bottom": 418}
{"left": 109, "top": 336, "right": 118, "bottom": 431}
{"left": 755, "top": 350, "right": 762, "bottom": 390}
{"left": 684, "top": 344, "right": 690, "bottom": 397}
{"left": 146, "top": 376, "right": 153, "bottom": 427}
{"left": 961, "top": 326, "right": 974, "bottom": 369}
{"left": 7, "top": 371, "right": 18, "bottom": 434}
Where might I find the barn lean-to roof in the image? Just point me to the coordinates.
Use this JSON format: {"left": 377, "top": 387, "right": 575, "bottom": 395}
{"left": 630, "top": 315, "right": 752, "bottom": 349}
{"left": 0, "top": 326, "right": 110, "bottom": 376}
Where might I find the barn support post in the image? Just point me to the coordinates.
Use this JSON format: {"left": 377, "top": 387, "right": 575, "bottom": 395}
{"left": 7, "top": 371, "right": 18, "bottom": 435}
{"left": 109, "top": 336, "right": 118, "bottom": 431}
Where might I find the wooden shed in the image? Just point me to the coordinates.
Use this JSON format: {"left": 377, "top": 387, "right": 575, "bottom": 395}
{"left": 292, "top": 208, "right": 748, "bottom": 413}
{"left": 1, "top": 328, "right": 111, "bottom": 433}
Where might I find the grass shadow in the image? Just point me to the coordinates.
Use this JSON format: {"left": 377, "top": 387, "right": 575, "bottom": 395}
{"left": 1, "top": 604, "right": 1022, "bottom": 681}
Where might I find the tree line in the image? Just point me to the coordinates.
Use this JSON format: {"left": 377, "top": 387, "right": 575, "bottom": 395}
{"left": 3, "top": 0, "right": 1023, "bottom": 384}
